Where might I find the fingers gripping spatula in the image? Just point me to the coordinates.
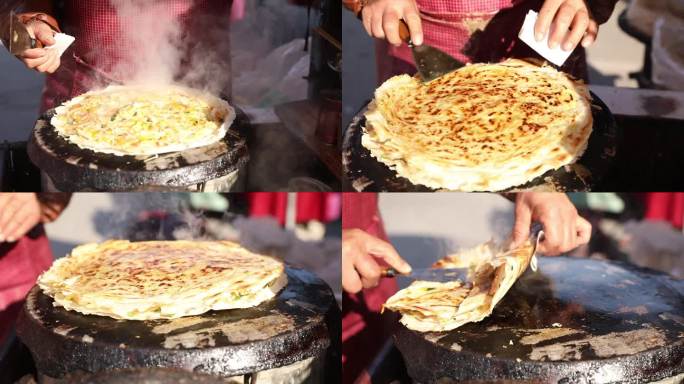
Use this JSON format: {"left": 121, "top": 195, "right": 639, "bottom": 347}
{"left": 382, "top": 224, "right": 545, "bottom": 283}
{"left": 395, "top": 20, "right": 465, "bottom": 82}
{"left": 381, "top": 267, "right": 470, "bottom": 283}
{"left": 342, "top": 1, "right": 465, "bottom": 82}
{"left": 0, "top": 11, "right": 41, "bottom": 56}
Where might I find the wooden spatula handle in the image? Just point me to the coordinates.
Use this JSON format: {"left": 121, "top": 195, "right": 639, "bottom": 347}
{"left": 398, "top": 19, "right": 412, "bottom": 43}
{"left": 381, "top": 267, "right": 402, "bottom": 278}
{"left": 343, "top": 1, "right": 412, "bottom": 44}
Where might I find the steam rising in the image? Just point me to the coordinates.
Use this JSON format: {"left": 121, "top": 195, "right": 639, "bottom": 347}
{"left": 98, "top": 0, "right": 232, "bottom": 96}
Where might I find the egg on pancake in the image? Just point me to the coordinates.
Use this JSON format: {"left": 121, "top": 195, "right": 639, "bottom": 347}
{"left": 51, "top": 85, "right": 235, "bottom": 156}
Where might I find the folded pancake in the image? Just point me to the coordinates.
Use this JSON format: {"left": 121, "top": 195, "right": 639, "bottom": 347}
{"left": 38, "top": 240, "right": 287, "bottom": 320}
{"left": 51, "top": 85, "right": 235, "bottom": 156}
{"left": 363, "top": 59, "right": 593, "bottom": 191}
{"left": 383, "top": 239, "right": 535, "bottom": 332}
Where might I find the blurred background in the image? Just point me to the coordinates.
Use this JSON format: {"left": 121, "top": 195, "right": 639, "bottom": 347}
{"left": 379, "top": 192, "right": 684, "bottom": 287}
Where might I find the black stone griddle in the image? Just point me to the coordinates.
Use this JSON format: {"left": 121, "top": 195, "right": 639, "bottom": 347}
{"left": 49, "top": 368, "right": 239, "bottom": 384}
{"left": 343, "top": 92, "right": 619, "bottom": 192}
{"left": 27, "top": 108, "right": 250, "bottom": 191}
{"left": 16, "top": 268, "right": 337, "bottom": 379}
{"left": 392, "top": 257, "right": 684, "bottom": 383}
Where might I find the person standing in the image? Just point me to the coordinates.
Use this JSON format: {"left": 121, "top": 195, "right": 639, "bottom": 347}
{"left": 0, "top": 193, "right": 71, "bottom": 347}
{"left": 14, "top": 0, "right": 237, "bottom": 113}
{"left": 352, "top": 0, "right": 618, "bottom": 81}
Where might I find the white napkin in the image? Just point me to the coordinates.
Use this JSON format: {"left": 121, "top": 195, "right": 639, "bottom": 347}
{"left": 45, "top": 32, "right": 75, "bottom": 57}
{"left": 518, "top": 10, "right": 572, "bottom": 66}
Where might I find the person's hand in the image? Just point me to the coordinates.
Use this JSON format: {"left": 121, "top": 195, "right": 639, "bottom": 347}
{"left": 20, "top": 19, "right": 60, "bottom": 74}
{"left": 342, "top": 229, "right": 411, "bottom": 294}
{"left": 361, "top": 0, "right": 423, "bottom": 47}
{"left": 511, "top": 192, "right": 591, "bottom": 255}
{"left": 0, "top": 193, "right": 43, "bottom": 243}
{"left": 534, "top": 0, "right": 598, "bottom": 51}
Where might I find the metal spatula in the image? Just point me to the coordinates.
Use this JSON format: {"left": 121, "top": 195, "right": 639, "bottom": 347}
{"left": 529, "top": 223, "right": 545, "bottom": 271}
{"left": 396, "top": 20, "right": 465, "bottom": 82}
{"left": 0, "top": 11, "right": 39, "bottom": 56}
{"left": 342, "top": 1, "right": 464, "bottom": 82}
{"left": 381, "top": 267, "right": 469, "bottom": 283}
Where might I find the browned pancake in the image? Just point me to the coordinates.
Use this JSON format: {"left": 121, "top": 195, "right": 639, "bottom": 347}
{"left": 363, "top": 59, "right": 592, "bottom": 191}
{"left": 38, "top": 240, "right": 287, "bottom": 320}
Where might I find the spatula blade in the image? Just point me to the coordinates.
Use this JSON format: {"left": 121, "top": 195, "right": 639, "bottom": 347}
{"left": 0, "top": 12, "right": 37, "bottom": 56}
{"left": 383, "top": 267, "right": 469, "bottom": 283}
{"left": 410, "top": 43, "right": 465, "bottom": 82}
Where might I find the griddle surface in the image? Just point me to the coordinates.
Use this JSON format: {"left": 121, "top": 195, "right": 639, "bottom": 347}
{"left": 59, "top": 368, "right": 237, "bottom": 384}
{"left": 27, "top": 108, "right": 250, "bottom": 191}
{"left": 343, "top": 92, "right": 618, "bottom": 192}
{"left": 17, "top": 268, "right": 335, "bottom": 378}
{"left": 394, "top": 257, "right": 684, "bottom": 383}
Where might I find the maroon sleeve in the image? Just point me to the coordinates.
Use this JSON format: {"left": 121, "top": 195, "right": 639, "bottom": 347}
{"left": 588, "top": 0, "right": 619, "bottom": 25}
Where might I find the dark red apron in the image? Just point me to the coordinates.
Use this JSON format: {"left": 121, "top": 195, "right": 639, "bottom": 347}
{"left": 41, "top": 0, "right": 234, "bottom": 113}
{"left": 0, "top": 227, "right": 53, "bottom": 346}
{"left": 342, "top": 193, "right": 398, "bottom": 384}
{"left": 377, "top": 0, "right": 589, "bottom": 82}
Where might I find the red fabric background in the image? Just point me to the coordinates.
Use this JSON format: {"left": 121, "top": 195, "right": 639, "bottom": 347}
{"left": 341, "top": 193, "right": 398, "bottom": 384}
{"left": 247, "top": 193, "right": 337, "bottom": 225}
{"left": 643, "top": 193, "right": 684, "bottom": 230}
{"left": 0, "top": 227, "right": 53, "bottom": 346}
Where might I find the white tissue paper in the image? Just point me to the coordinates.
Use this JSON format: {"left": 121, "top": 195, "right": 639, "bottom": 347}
{"left": 45, "top": 32, "right": 75, "bottom": 57}
{"left": 518, "top": 10, "right": 573, "bottom": 66}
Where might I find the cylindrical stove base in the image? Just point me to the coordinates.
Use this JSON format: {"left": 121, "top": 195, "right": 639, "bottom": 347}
{"left": 17, "top": 269, "right": 338, "bottom": 382}
{"left": 35, "top": 355, "right": 326, "bottom": 384}
{"left": 40, "top": 167, "right": 245, "bottom": 192}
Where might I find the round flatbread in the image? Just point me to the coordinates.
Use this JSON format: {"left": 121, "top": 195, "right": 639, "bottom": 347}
{"left": 363, "top": 59, "right": 593, "bottom": 191}
{"left": 383, "top": 239, "right": 535, "bottom": 332}
{"left": 38, "top": 240, "right": 287, "bottom": 320}
{"left": 51, "top": 85, "right": 235, "bottom": 156}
